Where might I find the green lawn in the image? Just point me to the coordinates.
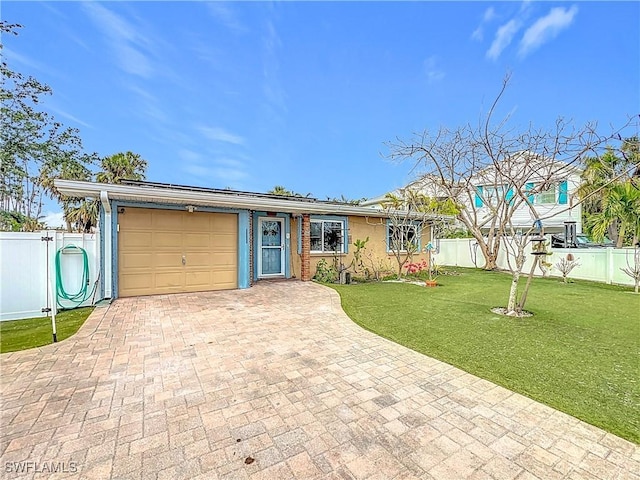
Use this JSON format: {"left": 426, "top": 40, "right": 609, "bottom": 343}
{"left": 330, "top": 269, "right": 640, "bottom": 444}
{"left": 0, "top": 307, "right": 94, "bottom": 354}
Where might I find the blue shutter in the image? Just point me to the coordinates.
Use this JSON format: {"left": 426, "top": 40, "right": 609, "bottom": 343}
{"left": 505, "top": 186, "right": 514, "bottom": 204}
{"left": 525, "top": 182, "right": 535, "bottom": 203}
{"left": 558, "top": 180, "right": 568, "bottom": 204}
{"left": 342, "top": 218, "right": 349, "bottom": 253}
{"left": 475, "top": 186, "right": 484, "bottom": 208}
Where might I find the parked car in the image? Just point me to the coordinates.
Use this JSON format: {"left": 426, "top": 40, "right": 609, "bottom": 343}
{"left": 550, "top": 233, "right": 614, "bottom": 248}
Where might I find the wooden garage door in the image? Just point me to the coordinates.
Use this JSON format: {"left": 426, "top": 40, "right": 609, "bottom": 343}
{"left": 118, "top": 208, "right": 237, "bottom": 297}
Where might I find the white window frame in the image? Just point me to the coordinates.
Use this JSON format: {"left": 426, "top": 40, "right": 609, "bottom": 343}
{"left": 484, "top": 185, "right": 506, "bottom": 207}
{"left": 310, "top": 219, "right": 345, "bottom": 254}
{"left": 387, "top": 223, "right": 420, "bottom": 253}
{"left": 535, "top": 184, "right": 557, "bottom": 204}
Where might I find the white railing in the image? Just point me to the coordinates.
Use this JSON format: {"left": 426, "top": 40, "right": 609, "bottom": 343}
{"left": 0, "top": 231, "right": 100, "bottom": 321}
{"left": 436, "top": 238, "right": 638, "bottom": 287}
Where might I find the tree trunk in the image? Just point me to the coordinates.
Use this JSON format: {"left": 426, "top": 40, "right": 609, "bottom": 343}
{"left": 477, "top": 240, "right": 498, "bottom": 270}
{"left": 517, "top": 256, "right": 539, "bottom": 312}
{"left": 506, "top": 245, "right": 526, "bottom": 314}
{"left": 616, "top": 224, "right": 626, "bottom": 248}
{"left": 506, "top": 269, "right": 521, "bottom": 314}
{"left": 608, "top": 222, "right": 619, "bottom": 246}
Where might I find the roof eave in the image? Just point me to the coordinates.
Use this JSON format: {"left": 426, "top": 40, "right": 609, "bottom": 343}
{"left": 54, "top": 180, "right": 451, "bottom": 221}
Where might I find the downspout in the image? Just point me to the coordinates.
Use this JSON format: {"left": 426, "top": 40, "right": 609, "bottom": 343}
{"left": 100, "top": 191, "right": 113, "bottom": 299}
{"left": 100, "top": 190, "right": 111, "bottom": 214}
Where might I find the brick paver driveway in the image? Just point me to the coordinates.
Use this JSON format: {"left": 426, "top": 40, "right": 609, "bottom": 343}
{"left": 1, "top": 282, "right": 638, "bottom": 479}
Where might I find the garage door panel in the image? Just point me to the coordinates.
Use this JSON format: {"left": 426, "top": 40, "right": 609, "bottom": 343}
{"left": 154, "top": 253, "right": 183, "bottom": 268}
{"left": 119, "top": 273, "right": 153, "bottom": 291}
{"left": 215, "top": 270, "right": 237, "bottom": 282}
{"left": 120, "top": 252, "right": 153, "bottom": 269}
{"left": 211, "top": 252, "right": 237, "bottom": 267}
{"left": 120, "top": 232, "right": 153, "bottom": 248}
{"left": 154, "top": 232, "right": 184, "bottom": 248}
{"left": 125, "top": 209, "right": 154, "bottom": 228}
{"left": 210, "top": 234, "right": 237, "bottom": 249}
{"left": 153, "top": 213, "right": 184, "bottom": 230}
{"left": 118, "top": 208, "right": 238, "bottom": 297}
{"left": 184, "top": 214, "right": 214, "bottom": 230}
{"left": 213, "top": 215, "right": 236, "bottom": 229}
{"left": 185, "top": 273, "right": 236, "bottom": 290}
{"left": 185, "top": 252, "right": 211, "bottom": 266}
{"left": 184, "top": 233, "right": 213, "bottom": 248}
{"left": 185, "top": 271, "right": 213, "bottom": 288}
{"left": 155, "top": 271, "right": 185, "bottom": 289}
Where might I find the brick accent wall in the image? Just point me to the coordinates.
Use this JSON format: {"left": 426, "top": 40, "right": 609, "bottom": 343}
{"left": 301, "top": 214, "right": 311, "bottom": 281}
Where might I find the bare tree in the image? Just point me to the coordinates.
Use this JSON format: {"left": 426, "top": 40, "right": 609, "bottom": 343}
{"left": 555, "top": 253, "right": 581, "bottom": 284}
{"left": 381, "top": 190, "right": 428, "bottom": 279}
{"left": 621, "top": 247, "right": 640, "bottom": 294}
{"left": 388, "top": 74, "right": 636, "bottom": 315}
{"left": 380, "top": 189, "right": 453, "bottom": 279}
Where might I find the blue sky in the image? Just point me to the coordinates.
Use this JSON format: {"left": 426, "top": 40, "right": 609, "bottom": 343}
{"left": 3, "top": 1, "right": 639, "bottom": 224}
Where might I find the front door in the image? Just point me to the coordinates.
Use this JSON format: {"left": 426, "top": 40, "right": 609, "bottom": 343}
{"left": 258, "top": 217, "right": 284, "bottom": 277}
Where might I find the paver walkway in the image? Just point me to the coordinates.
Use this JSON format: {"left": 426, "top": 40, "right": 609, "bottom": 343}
{"left": 1, "top": 281, "right": 638, "bottom": 480}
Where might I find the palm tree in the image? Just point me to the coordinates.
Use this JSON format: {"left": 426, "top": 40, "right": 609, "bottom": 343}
{"left": 579, "top": 142, "right": 639, "bottom": 245}
{"left": 96, "top": 151, "right": 147, "bottom": 184}
{"left": 65, "top": 199, "right": 99, "bottom": 233}
{"left": 39, "top": 157, "right": 94, "bottom": 231}
{"left": 64, "top": 151, "right": 147, "bottom": 232}
{"left": 588, "top": 181, "right": 640, "bottom": 247}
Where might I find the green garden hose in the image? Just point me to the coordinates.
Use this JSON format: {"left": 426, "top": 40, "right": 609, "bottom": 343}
{"left": 55, "top": 245, "right": 97, "bottom": 309}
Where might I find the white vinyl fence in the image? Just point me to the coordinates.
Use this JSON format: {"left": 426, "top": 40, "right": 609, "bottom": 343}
{"left": 0, "top": 231, "right": 100, "bottom": 321}
{"left": 436, "top": 238, "right": 638, "bottom": 287}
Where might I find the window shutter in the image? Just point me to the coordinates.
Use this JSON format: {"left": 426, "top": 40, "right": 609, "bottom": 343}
{"left": 525, "top": 182, "right": 535, "bottom": 203}
{"left": 475, "top": 186, "right": 484, "bottom": 208}
{"left": 343, "top": 218, "right": 349, "bottom": 253}
{"left": 558, "top": 180, "right": 568, "bottom": 204}
{"left": 505, "top": 186, "right": 514, "bottom": 204}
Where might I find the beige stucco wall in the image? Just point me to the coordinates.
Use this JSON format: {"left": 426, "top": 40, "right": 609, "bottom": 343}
{"left": 289, "top": 215, "right": 431, "bottom": 279}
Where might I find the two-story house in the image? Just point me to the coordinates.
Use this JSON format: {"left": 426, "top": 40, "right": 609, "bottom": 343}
{"left": 364, "top": 151, "right": 583, "bottom": 235}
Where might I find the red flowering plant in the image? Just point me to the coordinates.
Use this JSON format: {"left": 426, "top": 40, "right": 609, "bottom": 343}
{"left": 404, "top": 258, "right": 439, "bottom": 282}
{"left": 403, "top": 259, "right": 428, "bottom": 278}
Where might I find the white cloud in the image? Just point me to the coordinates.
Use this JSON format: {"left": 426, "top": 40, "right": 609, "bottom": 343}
{"left": 47, "top": 106, "right": 92, "bottom": 129}
{"left": 43, "top": 211, "right": 65, "bottom": 229}
{"left": 198, "top": 126, "right": 245, "bottom": 145}
{"left": 471, "top": 6, "right": 497, "bottom": 42}
{"left": 262, "top": 18, "right": 287, "bottom": 113}
{"left": 4, "top": 49, "right": 64, "bottom": 79}
{"left": 117, "top": 44, "right": 154, "bottom": 78}
{"left": 178, "top": 149, "right": 202, "bottom": 163}
{"left": 471, "top": 27, "right": 484, "bottom": 42}
{"left": 424, "top": 56, "right": 445, "bottom": 83}
{"left": 180, "top": 147, "right": 250, "bottom": 188}
{"left": 183, "top": 163, "right": 248, "bottom": 185}
{"left": 124, "top": 84, "right": 168, "bottom": 124}
{"left": 206, "top": 2, "right": 247, "bottom": 34}
{"left": 214, "top": 157, "right": 245, "bottom": 169}
{"left": 82, "top": 2, "right": 154, "bottom": 78}
{"left": 519, "top": 5, "right": 578, "bottom": 57}
{"left": 484, "top": 7, "right": 497, "bottom": 22}
{"left": 486, "top": 19, "right": 521, "bottom": 60}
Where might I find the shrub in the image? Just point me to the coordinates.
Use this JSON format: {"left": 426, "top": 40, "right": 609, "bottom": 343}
{"left": 314, "top": 258, "right": 338, "bottom": 283}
